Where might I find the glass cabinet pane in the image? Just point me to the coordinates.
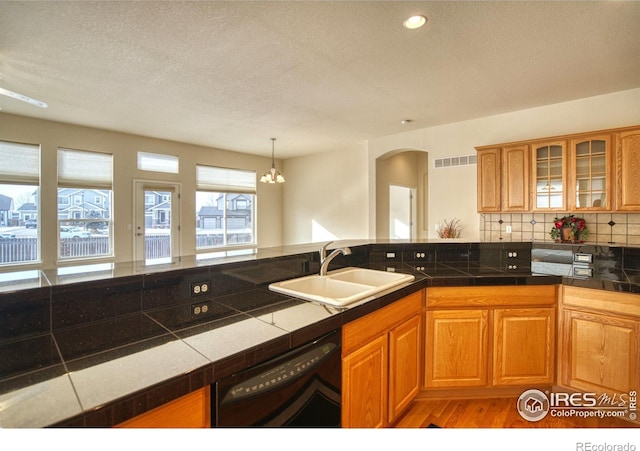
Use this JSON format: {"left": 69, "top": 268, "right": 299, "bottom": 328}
{"left": 575, "top": 158, "right": 590, "bottom": 176}
{"left": 573, "top": 139, "right": 608, "bottom": 209}
{"left": 534, "top": 144, "right": 564, "bottom": 209}
{"left": 550, "top": 159, "right": 562, "bottom": 177}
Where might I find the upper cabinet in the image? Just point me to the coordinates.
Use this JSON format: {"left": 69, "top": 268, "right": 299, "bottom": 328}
{"left": 615, "top": 128, "right": 640, "bottom": 211}
{"left": 502, "top": 145, "right": 530, "bottom": 212}
{"left": 532, "top": 141, "right": 567, "bottom": 211}
{"left": 568, "top": 134, "right": 612, "bottom": 211}
{"left": 477, "top": 145, "right": 529, "bottom": 213}
{"left": 477, "top": 148, "right": 501, "bottom": 212}
{"left": 476, "top": 125, "right": 639, "bottom": 213}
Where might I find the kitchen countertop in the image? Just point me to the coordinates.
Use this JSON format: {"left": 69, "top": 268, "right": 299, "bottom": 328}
{"left": 5, "top": 239, "right": 636, "bottom": 428}
{"left": 0, "top": 267, "right": 561, "bottom": 427}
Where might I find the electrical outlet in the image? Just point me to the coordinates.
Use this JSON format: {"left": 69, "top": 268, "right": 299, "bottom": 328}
{"left": 191, "top": 300, "right": 212, "bottom": 317}
{"left": 505, "top": 225, "right": 512, "bottom": 234}
{"left": 190, "top": 281, "right": 210, "bottom": 297}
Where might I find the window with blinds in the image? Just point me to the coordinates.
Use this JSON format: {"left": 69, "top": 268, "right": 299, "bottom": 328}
{"left": 57, "top": 148, "right": 114, "bottom": 260}
{"left": 0, "top": 140, "right": 41, "bottom": 265}
{"left": 195, "top": 165, "right": 257, "bottom": 251}
{"left": 137, "top": 151, "right": 179, "bottom": 174}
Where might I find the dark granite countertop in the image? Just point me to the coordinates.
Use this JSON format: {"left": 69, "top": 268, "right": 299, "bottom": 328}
{"left": 4, "top": 240, "right": 639, "bottom": 428}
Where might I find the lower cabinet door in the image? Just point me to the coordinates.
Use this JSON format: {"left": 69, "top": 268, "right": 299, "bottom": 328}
{"left": 562, "top": 309, "right": 638, "bottom": 395}
{"left": 493, "top": 308, "right": 555, "bottom": 386}
{"left": 342, "top": 334, "right": 388, "bottom": 428}
{"left": 424, "top": 309, "right": 489, "bottom": 388}
{"left": 388, "top": 315, "right": 422, "bottom": 423}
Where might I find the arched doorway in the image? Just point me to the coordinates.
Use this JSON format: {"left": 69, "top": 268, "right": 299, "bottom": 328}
{"left": 375, "top": 150, "right": 429, "bottom": 240}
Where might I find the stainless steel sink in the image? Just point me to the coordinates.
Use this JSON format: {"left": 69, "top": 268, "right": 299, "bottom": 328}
{"left": 268, "top": 267, "right": 415, "bottom": 307}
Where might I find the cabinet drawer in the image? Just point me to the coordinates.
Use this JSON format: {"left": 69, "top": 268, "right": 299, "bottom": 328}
{"left": 563, "top": 285, "right": 640, "bottom": 318}
{"left": 427, "top": 285, "right": 557, "bottom": 308}
{"left": 343, "top": 290, "right": 423, "bottom": 356}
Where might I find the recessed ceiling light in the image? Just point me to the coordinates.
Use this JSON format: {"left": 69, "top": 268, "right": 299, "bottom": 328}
{"left": 403, "top": 15, "right": 427, "bottom": 30}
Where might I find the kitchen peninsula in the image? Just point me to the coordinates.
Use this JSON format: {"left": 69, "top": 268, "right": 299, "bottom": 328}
{"left": 1, "top": 240, "right": 639, "bottom": 428}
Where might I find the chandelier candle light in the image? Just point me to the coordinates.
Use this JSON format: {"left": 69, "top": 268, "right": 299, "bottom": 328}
{"left": 260, "top": 138, "right": 285, "bottom": 184}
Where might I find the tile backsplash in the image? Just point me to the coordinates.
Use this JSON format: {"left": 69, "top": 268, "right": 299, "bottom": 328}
{"left": 480, "top": 213, "right": 640, "bottom": 246}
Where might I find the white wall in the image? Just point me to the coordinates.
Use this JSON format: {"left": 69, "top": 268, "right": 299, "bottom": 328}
{"left": 367, "top": 88, "right": 640, "bottom": 240}
{"left": 282, "top": 142, "right": 369, "bottom": 245}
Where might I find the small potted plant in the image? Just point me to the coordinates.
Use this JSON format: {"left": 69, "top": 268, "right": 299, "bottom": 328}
{"left": 437, "top": 218, "right": 463, "bottom": 238}
{"left": 550, "top": 214, "right": 588, "bottom": 243}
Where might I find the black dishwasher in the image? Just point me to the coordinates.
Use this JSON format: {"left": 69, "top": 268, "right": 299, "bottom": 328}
{"left": 213, "top": 329, "right": 341, "bottom": 427}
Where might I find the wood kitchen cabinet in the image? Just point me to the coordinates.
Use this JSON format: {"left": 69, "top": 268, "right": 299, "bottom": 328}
{"left": 615, "top": 127, "right": 640, "bottom": 210}
{"left": 559, "top": 286, "right": 639, "bottom": 396}
{"left": 568, "top": 133, "right": 613, "bottom": 211}
{"left": 493, "top": 307, "right": 555, "bottom": 386}
{"left": 476, "top": 146, "right": 530, "bottom": 213}
{"left": 502, "top": 145, "right": 530, "bottom": 212}
{"left": 477, "top": 148, "right": 501, "bottom": 212}
{"left": 342, "top": 334, "right": 388, "bottom": 428}
{"left": 388, "top": 314, "right": 422, "bottom": 420}
{"left": 532, "top": 141, "right": 567, "bottom": 211}
{"left": 425, "top": 309, "right": 489, "bottom": 388}
{"left": 116, "top": 386, "right": 210, "bottom": 428}
{"left": 424, "top": 286, "right": 557, "bottom": 391}
{"left": 476, "top": 124, "right": 640, "bottom": 213}
{"left": 342, "top": 290, "right": 423, "bottom": 428}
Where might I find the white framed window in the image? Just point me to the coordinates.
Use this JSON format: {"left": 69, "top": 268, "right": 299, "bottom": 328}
{"left": 57, "top": 148, "right": 113, "bottom": 261}
{"left": 0, "top": 140, "right": 40, "bottom": 266}
{"left": 137, "top": 151, "right": 179, "bottom": 174}
{"left": 195, "top": 165, "right": 256, "bottom": 252}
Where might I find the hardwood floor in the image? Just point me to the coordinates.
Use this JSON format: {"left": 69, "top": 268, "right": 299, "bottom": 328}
{"left": 393, "top": 397, "right": 638, "bottom": 428}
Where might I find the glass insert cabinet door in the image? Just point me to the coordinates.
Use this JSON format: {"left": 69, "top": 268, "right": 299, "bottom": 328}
{"left": 569, "top": 134, "right": 612, "bottom": 210}
{"left": 533, "top": 141, "right": 566, "bottom": 210}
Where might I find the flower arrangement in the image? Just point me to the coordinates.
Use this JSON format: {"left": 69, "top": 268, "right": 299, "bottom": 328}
{"left": 550, "top": 214, "right": 588, "bottom": 243}
{"left": 437, "top": 218, "right": 463, "bottom": 238}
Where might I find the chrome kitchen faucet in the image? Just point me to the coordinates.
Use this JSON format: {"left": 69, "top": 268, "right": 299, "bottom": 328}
{"left": 319, "top": 241, "right": 351, "bottom": 276}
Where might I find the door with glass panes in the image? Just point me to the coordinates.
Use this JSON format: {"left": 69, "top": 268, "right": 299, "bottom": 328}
{"left": 134, "top": 181, "right": 181, "bottom": 263}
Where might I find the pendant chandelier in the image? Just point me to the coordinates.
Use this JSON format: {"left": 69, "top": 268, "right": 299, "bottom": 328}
{"left": 260, "top": 137, "right": 285, "bottom": 184}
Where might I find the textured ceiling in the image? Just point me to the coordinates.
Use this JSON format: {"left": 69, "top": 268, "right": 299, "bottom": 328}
{"left": 1, "top": 1, "right": 639, "bottom": 158}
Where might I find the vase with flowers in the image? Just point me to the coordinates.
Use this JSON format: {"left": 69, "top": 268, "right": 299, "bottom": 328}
{"left": 550, "top": 214, "right": 588, "bottom": 243}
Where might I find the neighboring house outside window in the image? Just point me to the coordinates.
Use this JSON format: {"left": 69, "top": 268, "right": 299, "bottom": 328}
{"left": 57, "top": 148, "right": 114, "bottom": 261}
{"left": 0, "top": 140, "right": 40, "bottom": 266}
{"left": 195, "top": 165, "right": 256, "bottom": 252}
{"left": 144, "top": 191, "right": 172, "bottom": 228}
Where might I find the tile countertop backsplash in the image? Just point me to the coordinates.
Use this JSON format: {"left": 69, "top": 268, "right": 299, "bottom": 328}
{"left": 2, "top": 239, "right": 640, "bottom": 427}
{"left": 481, "top": 212, "right": 640, "bottom": 246}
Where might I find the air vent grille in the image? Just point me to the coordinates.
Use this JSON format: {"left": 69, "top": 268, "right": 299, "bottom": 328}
{"left": 434, "top": 154, "right": 477, "bottom": 168}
